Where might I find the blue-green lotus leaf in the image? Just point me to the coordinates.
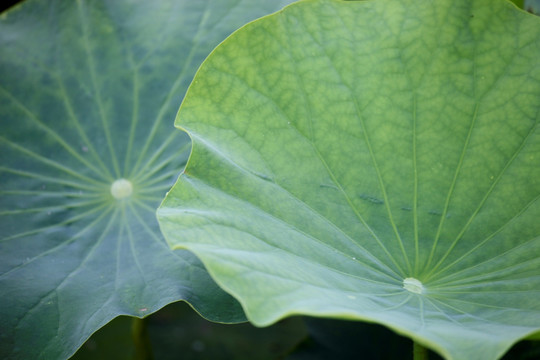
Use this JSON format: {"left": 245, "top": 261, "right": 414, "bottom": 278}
{"left": 0, "top": 0, "right": 294, "bottom": 359}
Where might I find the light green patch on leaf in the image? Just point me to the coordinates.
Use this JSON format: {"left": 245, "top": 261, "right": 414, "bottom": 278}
{"left": 0, "top": 0, "right": 295, "bottom": 359}
{"left": 158, "top": 0, "right": 540, "bottom": 359}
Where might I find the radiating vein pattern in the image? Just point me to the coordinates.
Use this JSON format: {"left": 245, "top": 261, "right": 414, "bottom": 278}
{"left": 158, "top": 1, "right": 540, "bottom": 360}
{"left": 0, "top": 0, "right": 299, "bottom": 359}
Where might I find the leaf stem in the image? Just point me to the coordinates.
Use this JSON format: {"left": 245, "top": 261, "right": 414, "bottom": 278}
{"left": 413, "top": 341, "right": 428, "bottom": 360}
{"left": 132, "top": 317, "right": 153, "bottom": 360}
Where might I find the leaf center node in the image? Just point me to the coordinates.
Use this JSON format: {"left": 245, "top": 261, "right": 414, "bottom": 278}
{"left": 111, "top": 179, "right": 133, "bottom": 199}
{"left": 403, "top": 277, "right": 424, "bottom": 294}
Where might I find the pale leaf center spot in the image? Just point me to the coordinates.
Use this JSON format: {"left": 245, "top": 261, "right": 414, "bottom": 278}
{"left": 111, "top": 179, "right": 133, "bottom": 199}
{"left": 403, "top": 277, "right": 424, "bottom": 294}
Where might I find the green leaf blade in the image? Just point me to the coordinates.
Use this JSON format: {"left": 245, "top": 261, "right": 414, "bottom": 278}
{"left": 0, "top": 0, "right": 296, "bottom": 359}
{"left": 159, "top": 0, "right": 540, "bottom": 359}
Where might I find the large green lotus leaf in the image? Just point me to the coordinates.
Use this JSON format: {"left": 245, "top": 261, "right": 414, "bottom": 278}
{"left": 0, "top": 0, "right": 295, "bottom": 359}
{"left": 158, "top": 0, "right": 540, "bottom": 359}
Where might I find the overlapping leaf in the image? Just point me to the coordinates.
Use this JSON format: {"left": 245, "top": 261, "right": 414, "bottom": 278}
{"left": 0, "top": 0, "right": 295, "bottom": 359}
{"left": 158, "top": 0, "right": 540, "bottom": 359}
